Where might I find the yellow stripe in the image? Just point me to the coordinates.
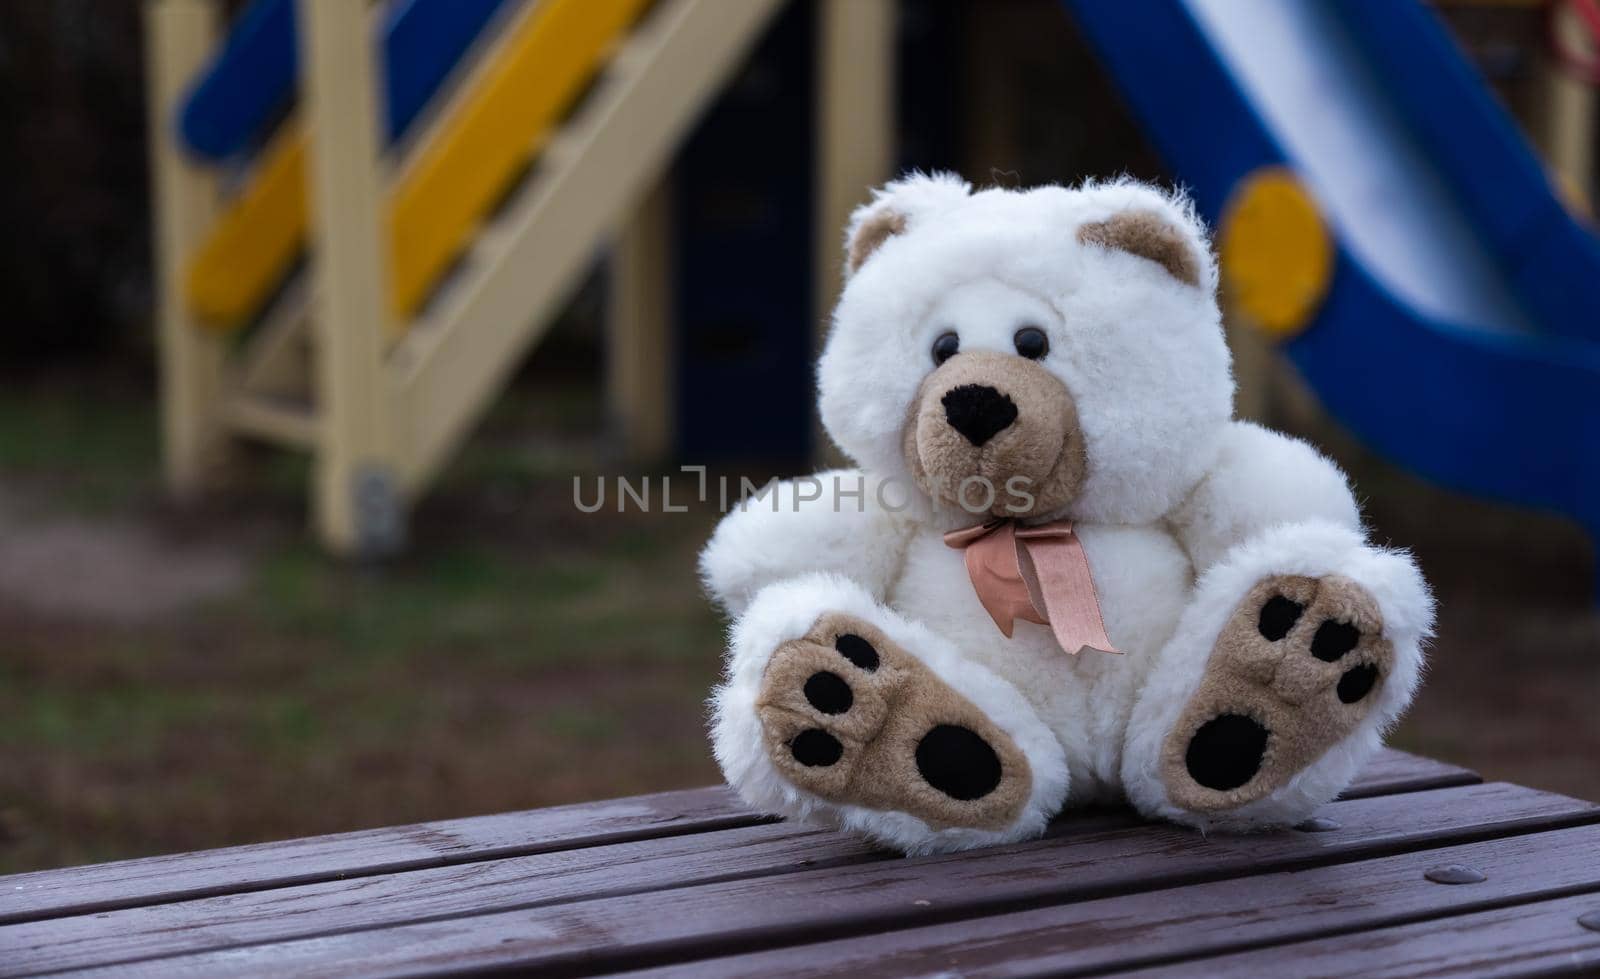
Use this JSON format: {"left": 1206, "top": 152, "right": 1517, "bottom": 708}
{"left": 184, "top": 127, "right": 309, "bottom": 330}
{"left": 387, "top": 0, "right": 652, "bottom": 319}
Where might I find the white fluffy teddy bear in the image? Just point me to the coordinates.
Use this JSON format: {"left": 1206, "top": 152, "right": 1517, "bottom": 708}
{"left": 701, "top": 174, "right": 1434, "bottom": 855}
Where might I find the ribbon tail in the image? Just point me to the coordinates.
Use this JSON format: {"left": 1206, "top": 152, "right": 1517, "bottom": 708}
{"left": 960, "top": 530, "right": 1016, "bottom": 637}
{"left": 1017, "top": 533, "right": 1121, "bottom": 656}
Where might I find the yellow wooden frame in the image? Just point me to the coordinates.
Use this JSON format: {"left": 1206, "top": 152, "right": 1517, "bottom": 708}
{"left": 148, "top": 0, "right": 228, "bottom": 490}
{"left": 387, "top": 0, "right": 784, "bottom": 492}
{"left": 182, "top": 0, "right": 652, "bottom": 333}
{"left": 299, "top": 0, "right": 403, "bottom": 554}
{"left": 154, "top": 0, "right": 790, "bottom": 553}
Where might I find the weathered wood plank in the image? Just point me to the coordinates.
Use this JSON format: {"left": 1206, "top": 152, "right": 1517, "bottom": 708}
{"left": 0, "top": 786, "right": 760, "bottom": 925}
{"left": 1336, "top": 748, "right": 1479, "bottom": 800}
{"left": 0, "top": 825, "right": 882, "bottom": 976}
{"left": 1125, "top": 890, "right": 1600, "bottom": 978}
{"left": 0, "top": 748, "right": 1465, "bottom": 926}
{"left": 629, "top": 822, "right": 1600, "bottom": 978}
{"left": 50, "top": 782, "right": 1597, "bottom": 978}
{"left": 0, "top": 811, "right": 1145, "bottom": 975}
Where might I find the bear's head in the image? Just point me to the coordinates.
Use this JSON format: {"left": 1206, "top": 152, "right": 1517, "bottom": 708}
{"left": 818, "top": 174, "right": 1235, "bottom": 526}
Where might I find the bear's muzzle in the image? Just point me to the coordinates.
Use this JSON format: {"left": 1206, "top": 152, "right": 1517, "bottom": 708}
{"left": 903, "top": 350, "right": 1086, "bottom": 518}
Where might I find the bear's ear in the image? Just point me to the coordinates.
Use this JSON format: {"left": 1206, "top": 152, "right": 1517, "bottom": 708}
{"left": 843, "top": 172, "right": 972, "bottom": 276}
{"left": 846, "top": 207, "right": 907, "bottom": 274}
{"left": 1076, "top": 210, "right": 1203, "bottom": 287}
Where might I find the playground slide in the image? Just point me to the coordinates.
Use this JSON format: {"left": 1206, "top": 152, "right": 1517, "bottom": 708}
{"left": 1348, "top": 0, "right": 1600, "bottom": 344}
{"left": 1064, "top": 0, "right": 1600, "bottom": 549}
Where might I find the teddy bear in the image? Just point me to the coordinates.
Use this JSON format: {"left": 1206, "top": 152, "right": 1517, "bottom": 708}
{"left": 700, "top": 173, "right": 1434, "bottom": 855}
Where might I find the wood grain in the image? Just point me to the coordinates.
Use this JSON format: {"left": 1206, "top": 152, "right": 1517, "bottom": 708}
{"left": 0, "top": 824, "right": 884, "bottom": 976}
{"left": 1125, "top": 890, "right": 1600, "bottom": 978}
{"left": 36, "top": 782, "right": 1591, "bottom": 978}
{"left": 632, "top": 822, "right": 1600, "bottom": 977}
{"left": 0, "top": 786, "right": 759, "bottom": 925}
{"left": 0, "top": 810, "right": 1147, "bottom": 975}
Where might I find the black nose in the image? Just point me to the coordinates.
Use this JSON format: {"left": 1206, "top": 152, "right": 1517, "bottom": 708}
{"left": 941, "top": 385, "right": 1018, "bottom": 446}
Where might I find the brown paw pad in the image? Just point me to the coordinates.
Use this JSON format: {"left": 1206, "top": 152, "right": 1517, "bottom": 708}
{"left": 1164, "top": 574, "right": 1393, "bottom": 813}
{"left": 756, "top": 612, "right": 1031, "bottom": 830}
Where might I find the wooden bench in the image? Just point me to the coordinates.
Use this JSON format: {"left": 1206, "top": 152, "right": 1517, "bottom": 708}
{"left": 4, "top": 749, "right": 1599, "bottom": 976}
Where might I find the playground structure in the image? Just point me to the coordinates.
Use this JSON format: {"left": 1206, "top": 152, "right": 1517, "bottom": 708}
{"left": 147, "top": 0, "right": 891, "bottom": 555}
{"left": 149, "top": 0, "right": 1600, "bottom": 561}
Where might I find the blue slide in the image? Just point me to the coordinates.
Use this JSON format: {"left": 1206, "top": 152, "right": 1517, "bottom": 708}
{"left": 1063, "top": 0, "right": 1600, "bottom": 567}
{"left": 177, "top": 0, "right": 510, "bottom": 160}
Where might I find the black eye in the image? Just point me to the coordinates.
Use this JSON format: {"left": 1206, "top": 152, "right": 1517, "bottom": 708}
{"left": 1013, "top": 326, "right": 1049, "bottom": 360}
{"left": 932, "top": 331, "right": 960, "bottom": 365}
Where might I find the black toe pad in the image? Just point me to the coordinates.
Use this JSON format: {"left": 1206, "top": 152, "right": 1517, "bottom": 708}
{"left": 1337, "top": 664, "right": 1379, "bottom": 704}
{"left": 834, "top": 634, "right": 879, "bottom": 672}
{"left": 791, "top": 729, "right": 843, "bottom": 767}
{"left": 915, "top": 724, "right": 1003, "bottom": 800}
{"left": 1257, "top": 596, "right": 1304, "bottom": 641}
{"left": 1185, "top": 713, "right": 1269, "bottom": 791}
{"left": 1311, "top": 620, "right": 1361, "bottom": 662}
{"left": 804, "top": 671, "right": 853, "bottom": 715}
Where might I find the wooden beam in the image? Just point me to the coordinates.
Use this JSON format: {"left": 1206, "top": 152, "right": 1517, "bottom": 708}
{"left": 1542, "top": 9, "right": 1597, "bottom": 214}
{"left": 145, "top": 0, "right": 226, "bottom": 497}
{"left": 234, "top": 276, "right": 313, "bottom": 401}
{"left": 813, "top": 0, "right": 895, "bottom": 465}
{"left": 606, "top": 176, "right": 675, "bottom": 462}
{"left": 222, "top": 392, "right": 317, "bottom": 450}
{"left": 298, "top": 0, "right": 405, "bottom": 556}
{"left": 814, "top": 0, "right": 895, "bottom": 347}
{"left": 391, "top": 0, "right": 787, "bottom": 493}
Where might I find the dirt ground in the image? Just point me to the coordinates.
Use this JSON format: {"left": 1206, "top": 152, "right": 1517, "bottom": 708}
{"left": 0, "top": 372, "right": 1595, "bottom": 875}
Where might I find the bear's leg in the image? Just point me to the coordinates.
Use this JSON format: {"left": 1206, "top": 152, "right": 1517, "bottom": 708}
{"left": 1122, "top": 521, "right": 1433, "bottom": 832}
{"left": 711, "top": 573, "right": 1069, "bottom": 854}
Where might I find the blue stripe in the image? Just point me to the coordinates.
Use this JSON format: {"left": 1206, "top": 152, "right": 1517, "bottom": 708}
{"left": 178, "top": 0, "right": 510, "bottom": 161}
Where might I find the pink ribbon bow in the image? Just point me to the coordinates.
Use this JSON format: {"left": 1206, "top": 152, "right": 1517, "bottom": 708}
{"left": 943, "top": 519, "right": 1120, "bottom": 656}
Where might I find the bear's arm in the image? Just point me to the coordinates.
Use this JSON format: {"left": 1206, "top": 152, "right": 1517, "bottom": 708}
{"left": 1168, "top": 421, "right": 1363, "bottom": 574}
{"left": 699, "top": 469, "right": 915, "bottom": 617}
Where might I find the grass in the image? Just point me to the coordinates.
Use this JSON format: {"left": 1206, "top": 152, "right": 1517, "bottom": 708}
{"left": 0, "top": 377, "right": 729, "bottom": 874}
{"left": 0, "top": 385, "right": 159, "bottom": 512}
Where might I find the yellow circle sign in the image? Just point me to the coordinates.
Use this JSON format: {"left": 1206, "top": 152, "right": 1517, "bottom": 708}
{"left": 1218, "top": 168, "right": 1333, "bottom": 339}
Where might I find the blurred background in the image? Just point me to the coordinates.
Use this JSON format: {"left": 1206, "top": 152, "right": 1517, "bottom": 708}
{"left": 0, "top": 0, "right": 1596, "bottom": 875}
